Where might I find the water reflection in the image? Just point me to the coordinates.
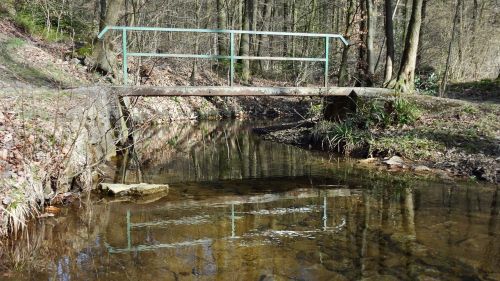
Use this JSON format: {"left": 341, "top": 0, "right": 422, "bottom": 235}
{"left": 0, "top": 120, "right": 498, "bottom": 281}
{"left": 108, "top": 188, "right": 354, "bottom": 254}
{"left": 107, "top": 120, "right": 327, "bottom": 184}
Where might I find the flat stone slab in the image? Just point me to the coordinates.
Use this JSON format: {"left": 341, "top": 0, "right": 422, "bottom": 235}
{"left": 100, "top": 183, "right": 169, "bottom": 196}
{"left": 382, "top": 156, "right": 405, "bottom": 167}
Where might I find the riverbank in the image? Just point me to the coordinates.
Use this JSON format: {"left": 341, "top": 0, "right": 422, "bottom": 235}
{"left": 256, "top": 86, "right": 500, "bottom": 183}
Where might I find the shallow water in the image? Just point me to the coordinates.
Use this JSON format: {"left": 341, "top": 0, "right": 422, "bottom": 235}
{"left": 1, "top": 120, "right": 499, "bottom": 281}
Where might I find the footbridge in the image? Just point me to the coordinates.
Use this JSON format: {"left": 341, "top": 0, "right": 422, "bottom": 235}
{"left": 97, "top": 26, "right": 393, "bottom": 97}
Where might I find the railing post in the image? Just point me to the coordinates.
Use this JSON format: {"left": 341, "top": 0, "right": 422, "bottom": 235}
{"left": 323, "top": 195, "right": 327, "bottom": 231}
{"left": 324, "top": 36, "right": 330, "bottom": 88}
{"left": 230, "top": 32, "right": 235, "bottom": 87}
{"left": 126, "top": 209, "right": 131, "bottom": 249}
{"left": 122, "top": 29, "right": 128, "bottom": 85}
{"left": 231, "top": 203, "right": 235, "bottom": 238}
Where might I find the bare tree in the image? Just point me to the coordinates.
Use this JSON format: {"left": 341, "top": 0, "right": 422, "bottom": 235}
{"left": 239, "top": 0, "right": 253, "bottom": 83}
{"left": 439, "top": 0, "right": 461, "bottom": 97}
{"left": 384, "top": 0, "right": 395, "bottom": 84}
{"left": 338, "top": 0, "right": 356, "bottom": 86}
{"left": 93, "top": 0, "right": 125, "bottom": 76}
{"left": 392, "top": 0, "right": 424, "bottom": 92}
{"left": 366, "top": 0, "right": 377, "bottom": 85}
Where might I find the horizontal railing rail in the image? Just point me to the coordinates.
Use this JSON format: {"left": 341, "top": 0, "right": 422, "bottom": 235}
{"left": 98, "top": 26, "right": 349, "bottom": 86}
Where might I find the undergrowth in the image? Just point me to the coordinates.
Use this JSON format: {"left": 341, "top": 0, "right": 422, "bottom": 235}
{"left": 313, "top": 96, "right": 421, "bottom": 155}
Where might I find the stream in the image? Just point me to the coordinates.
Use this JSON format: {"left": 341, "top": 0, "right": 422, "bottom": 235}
{"left": 1, "top": 120, "right": 498, "bottom": 281}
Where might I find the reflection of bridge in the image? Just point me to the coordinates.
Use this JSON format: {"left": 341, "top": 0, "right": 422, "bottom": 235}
{"left": 97, "top": 26, "right": 393, "bottom": 97}
{"left": 105, "top": 188, "right": 358, "bottom": 254}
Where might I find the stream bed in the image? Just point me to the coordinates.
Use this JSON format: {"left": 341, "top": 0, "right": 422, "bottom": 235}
{"left": 1, "top": 120, "right": 498, "bottom": 281}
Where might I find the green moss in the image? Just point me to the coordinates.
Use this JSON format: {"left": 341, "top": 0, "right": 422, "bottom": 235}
{"left": 76, "top": 44, "right": 93, "bottom": 57}
{"left": 5, "top": 38, "right": 25, "bottom": 49}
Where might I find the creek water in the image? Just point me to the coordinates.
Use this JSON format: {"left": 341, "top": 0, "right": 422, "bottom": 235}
{"left": 1, "top": 120, "right": 498, "bottom": 281}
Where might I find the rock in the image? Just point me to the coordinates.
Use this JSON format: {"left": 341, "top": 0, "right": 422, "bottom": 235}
{"left": 436, "top": 170, "right": 453, "bottom": 180}
{"left": 2, "top": 196, "right": 12, "bottom": 205}
{"left": 358, "top": 157, "right": 377, "bottom": 164}
{"left": 413, "top": 165, "right": 431, "bottom": 172}
{"left": 0, "top": 149, "right": 7, "bottom": 161}
{"left": 45, "top": 206, "right": 61, "bottom": 214}
{"left": 382, "top": 156, "right": 404, "bottom": 167}
{"left": 99, "top": 182, "right": 169, "bottom": 196}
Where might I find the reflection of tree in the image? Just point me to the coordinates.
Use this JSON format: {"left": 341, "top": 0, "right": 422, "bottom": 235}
{"left": 480, "top": 186, "right": 499, "bottom": 273}
{"left": 0, "top": 199, "right": 110, "bottom": 278}
{"left": 109, "top": 121, "right": 321, "bottom": 184}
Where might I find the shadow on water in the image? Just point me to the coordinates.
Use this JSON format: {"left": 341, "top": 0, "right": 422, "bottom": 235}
{"left": 1, "top": 120, "right": 499, "bottom": 281}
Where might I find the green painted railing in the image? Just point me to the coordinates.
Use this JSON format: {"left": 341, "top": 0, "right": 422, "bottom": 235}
{"left": 97, "top": 26, "right": 349, "bottom": 86}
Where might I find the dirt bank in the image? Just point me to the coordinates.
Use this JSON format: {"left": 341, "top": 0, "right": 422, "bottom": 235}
{"left": 256, "top": 91, "right": 500, "bottom": 183}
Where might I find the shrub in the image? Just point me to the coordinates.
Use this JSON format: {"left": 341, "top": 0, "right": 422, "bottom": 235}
{"left": 391, "top": 97, "right": 420, "bottom": 125}
{"left": 416, "top": 66, "right": 440, "bottom": 95}
{"left": 307, "top": 103, "right": 323, "bottom": 118}
{"left": 311, "top": 96, "right": 421, "bottom": 155}
{"left": 351, "top": 96, "right": 419, "bottom": 128}
{"left": 312, "top": 120, "right": 368, "bottom": 155}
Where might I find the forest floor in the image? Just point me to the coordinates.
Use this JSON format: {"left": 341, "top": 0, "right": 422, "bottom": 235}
{"left": 256, "top": 83, "right": 500, "bottom": 183}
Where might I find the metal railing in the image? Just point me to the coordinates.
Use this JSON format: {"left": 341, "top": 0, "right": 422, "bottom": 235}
{"left": 97, "top": 26, "right": 349, "bottom": 87}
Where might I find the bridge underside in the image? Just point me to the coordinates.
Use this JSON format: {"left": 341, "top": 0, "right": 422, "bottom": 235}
{"left": 111, "top": 86, "right": 394, "bottom": 97}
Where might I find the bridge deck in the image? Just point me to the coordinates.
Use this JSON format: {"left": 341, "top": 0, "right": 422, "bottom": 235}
{"left": 111, "top": 86, "right": 394, "bottom": 97}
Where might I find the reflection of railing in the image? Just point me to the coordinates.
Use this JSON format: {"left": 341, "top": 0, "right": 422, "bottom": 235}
{"left": 105, "top": 189, "right": 354, "bottom": 254}
{"left": 97, "top": 26, "right": 349, "bottom": 86}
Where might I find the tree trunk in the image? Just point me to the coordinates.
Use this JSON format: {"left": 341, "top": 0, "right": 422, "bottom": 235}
{"left": 338, "top": 0, "right": 356, "bottom": 86}
{"left": 249, "top": 0, "right": 258, "bottom": 71}
{"left": 471, "top": 0, "right": 479, "bottom": 79}
{"left": 357, "top": 0, "right": 368, "bottom": 86}
{"left": 401, "top": 0, "right": 409, "bottom": 44}
{"left": 216, "top": 0, "right": 228, "bottom": 56}
{"left": 93, "top": 0, "right": 124, "bottom": 76}
{"left": 366, "top": 0, "right": 376, "bottom": 85}
{"left": 291, "top": 0, "right": 297, "bottom": 73}
{"left": 457, "top": 0, "right": 464, "bottom": 79}
{"left": 416, "top": 0, "right": 427, "bottom": 68}
{"left": 239, "top": 0, "right": 251, "bottom": 83}
{"left": 190, "top": 0, "right": 201, "bottom": 86}
{"left": 393, "top": 0, "right": 424, "bottom": 93}
{"left": 439, "top": 0, "right": 461, "bottom": 97}
{"left": 99, "top": 0, "right": 107, "bottom": 31}
{"left": 238, "top": 0, "right": 243, "bottom": 29}
{"left": 283, "top": 0, "right": 290, "bottom": 57}
{"left": 257, "top": 0, "right": 273, "bottom": 72}
{"left": 384, "top": 0, "right": 395, "bottom": 84}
